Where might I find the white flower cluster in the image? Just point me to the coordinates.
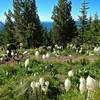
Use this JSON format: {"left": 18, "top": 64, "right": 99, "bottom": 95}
{"left": 53, "top": 48, "right": 60, "bottom": 57}
{"left": 55, "top": 44, "right": 63, "bottom": 50}
{"left": 68, "top": 70, "right": 74, "bottom": 77}
{"left": 94, "top": 47, "right": 100, "bottom": 55}
{"left": 64, "top": 78, "right": 71, "bottom": 92}
{"left": 31, "top": 77, "right": 49, "bottom": 94}
{"left": 25, "top": 58, "right": 29, "bottom": 68}
{"left": 35, "top": 50, "right": 39, "bottom": 57}
{"left": 64, "top": 70, "right": 74, "bottom": 92}
{"left": 47, "top": 46, "right": 52, "bottom": 50}
{"left": 64, "top": 69, "right": 98, "bottom": 98}
{"left": 86, "top": 76, "right": 97, "bottom": 92}
{"left": 79, "top": 75, "right": 98, "bottom": 100}
{"left": 34, "top": 50, "right": 50, "bottom": 60}
{"left": 79, "top": 77, "right": 86, "bottom": 94}
{"left": 42, "top": 53, "right": 50, "bottom": 60}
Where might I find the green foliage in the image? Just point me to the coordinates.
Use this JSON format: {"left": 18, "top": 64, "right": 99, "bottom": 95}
{"left": 0, "top": 0, "right": 46, "bottom": 48}
{"left": 0, "top": 55, "right": 100, "bottom": 99}
{"left": 78, "top": 1, "right": 100, "bottom": 45}
{"left": 51, "top": 0, "right": 78, "bottom": 47}
{"left": 13, "top": 0, "right": 44, "bottom": 48}
{"left": 78, "top": 0, "right": 89, "bottom": 44}
{"left": 0, "top": 10, "right": 16, "bottom": 45}
{"left": 88, "top": 13, "right": 100, "bottom": 45}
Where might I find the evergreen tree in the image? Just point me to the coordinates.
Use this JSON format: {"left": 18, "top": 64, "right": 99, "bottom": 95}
{"left": 42, "top": 29, "right": 53, "bottom": 46}
{"left": 13, "top": 0, "right": 44, "bottom": 48}
{"left": 0, "top": 29, "right": 8, "bottom": 46}
{"left": 86, "top": 15, "right": 93, "bottom": 44}
{"left": 51, "top": 0, "right": 77, "bottom": 47}
{"left": 88, "top": 15, "right": 92, "bottom": 26}
{"left": 13, "top": 0, "right": 24, "bottom": 43}
{"left": 5, "top": 10, "right": 15, "bottom": 43}
{"left": 79, "top": 0, "right": 89, "bottom": 44}
{"left": 91, "top": 13, "right": 100, "bottom": 45}
{"left": 86, "top": 13, "right": 100, "bottom": 46}
{"left": 2, "top": 10, "right": 15, "bottom": 45}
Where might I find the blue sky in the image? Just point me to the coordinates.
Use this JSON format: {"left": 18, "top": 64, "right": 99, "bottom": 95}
{"left": 0, "top": 0, "right": 100, "bottom": 22}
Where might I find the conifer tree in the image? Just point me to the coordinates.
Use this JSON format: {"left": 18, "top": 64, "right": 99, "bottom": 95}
{"left": 1, "top": 10, "right": 16, "bottom": 45}
{"left": 91, "top": 13, "right": 100, "bottom": 45}
{"left": 51, "top": 0, "right": 77, "bottom": 47}
{"left": 79, "top": 0, "right": 89, "bottom": 44}
{"left": 86, "top": 15, "right": 93, "bottom": 44}
{"left": 5, "top": 10, "right": 16, "bottom": 43}
{"left": 13, "top": 0, "right": 24, "bottom": 43}
{"left": 86, "top": 13, "right": 100, "bottom": 45}
{"left": 13, "top": 0, "right": 44, "bottom": 48}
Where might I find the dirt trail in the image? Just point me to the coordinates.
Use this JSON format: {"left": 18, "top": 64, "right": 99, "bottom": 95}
{"left": 43, "top": 55, "right": 100, "bottom": 63}
{"left": 3, "top": 55, "right": 100, "bottom": 65}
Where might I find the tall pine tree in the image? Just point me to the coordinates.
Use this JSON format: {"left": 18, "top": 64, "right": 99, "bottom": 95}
{"left": 13, "top": 0, "right": 24, "bottom": 43}
{"left": 91, "top": 13, "right": 100, "bottom": 46}
{"left": 79, "top": 0, "right": 89, "bottom": 44}
{"left": 3, "top": 10, "right": 15, "bottom": 45}
{"left": 86, "top": 15, "right": 93, "bottom": 44}
{"left": 13, "top": 0, "right": 44, "bottom": 48}
{"left": 51, "top": 0, "right": 77, "bottom": 47}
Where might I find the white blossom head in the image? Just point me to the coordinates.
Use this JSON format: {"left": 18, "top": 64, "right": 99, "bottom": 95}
{"left": 11, "top": 51, "right": 14, "bottom": 56}
{"left": 39, "top": 77, "right": 45, "bottom": 86}
{"left": 79, "top": 77, "right": 86, "bottom": 94}
{"left": 42, "top": 55, "right": 46, "bottom": 60}
{"left": 35, "top": 51, "right": 39, "bottom": 57}
{"left": 31, "top": 81, "right": 35, "bottom": 89}
{"left": 80, "top": 77, "right": 86, "bottom": 84}
{"left": 46, "top": 53, "right": 50, "bottom": 59}
{"left": 35, "top": 82, "right": 40, "bottom": 88}
{"left": 86, "top": 76, "right": 96, "bottom": 91}
{"left": 45, "top": 81, "right": 49, "bottom": 87}
{"left": 68, "top": 70, "right": 74, "bottom": 77}
{"left": 25, "top": 58, "right": 29, "bottom": 68}
{"left": 6, "top": 50, "right": 9, "bottom": 54}
{"left": 64, "top": 78, "right": 71, "bottom": 92}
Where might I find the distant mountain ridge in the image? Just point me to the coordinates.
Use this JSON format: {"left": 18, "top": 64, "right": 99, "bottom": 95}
{"left": 0, "top": 21, "right": 79, "bottom": 32}
{"left": 0, "top": 21, "right": 52, "bottom": 32}
{"left": 42, "top": 22, "right": 53, "bottom": 31}
{"left": 42, "top": 21, "right": 79, "bottom": 31}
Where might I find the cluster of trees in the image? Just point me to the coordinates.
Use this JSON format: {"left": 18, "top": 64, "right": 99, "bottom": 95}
{"left": 1, "top": 0, "right": 45, "bottom": 48}
{"left": 78, "top": 0, "right": 100, "bottom": 46}
{"left": 0, "top": 0, "right": 100, "bottom": 48}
